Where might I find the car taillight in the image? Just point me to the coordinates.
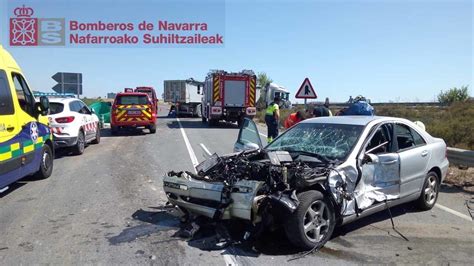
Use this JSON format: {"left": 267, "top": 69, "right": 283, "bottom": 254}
{"left": 55, "top": 116, "right": 75, "bottom": 123}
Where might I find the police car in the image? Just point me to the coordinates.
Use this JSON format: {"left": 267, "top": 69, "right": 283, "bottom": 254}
{"left": 47, "top": 98, "right": 100, "bottom": 155}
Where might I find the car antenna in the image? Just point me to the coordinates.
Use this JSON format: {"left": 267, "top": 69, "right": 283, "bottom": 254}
{"left": 384, "top": 199, "right": 409, "bottom": 242}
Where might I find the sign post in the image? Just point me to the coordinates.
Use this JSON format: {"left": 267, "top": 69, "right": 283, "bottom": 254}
{"left": 295, "top": 77, "right": 317, "bottom": 109}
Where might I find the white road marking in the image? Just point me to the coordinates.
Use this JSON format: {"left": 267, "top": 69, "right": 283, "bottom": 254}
{"left": 222, "top": 252, "right": 238, "bottom": 266}
{"left": 435, "top": 203, "right": 472, "bottom": 222}
{"left": 199, "top": 143, "right": 213, "bottom": 157}
{"left": 176, "top": 118, "right": 240, "bottom": 265}
{"left": 176, "top": 118, "right": 199, "bottom": 173}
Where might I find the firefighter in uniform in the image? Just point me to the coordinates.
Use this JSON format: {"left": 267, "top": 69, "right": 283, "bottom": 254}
{"left": 265, "top": 96, "right": 281, "bottom": 143}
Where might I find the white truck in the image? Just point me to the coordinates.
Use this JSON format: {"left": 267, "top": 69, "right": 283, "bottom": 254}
{"left": 163, "top": 80, "right": 202, "bottom": 117}
{"left": 260, "top": 82, "right": 291, "bottom": 109}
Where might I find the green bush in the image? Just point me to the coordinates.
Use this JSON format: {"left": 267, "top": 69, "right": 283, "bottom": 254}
{"left": 376, "top": 102, "right": 474, "bottom": 149}
{"left": 257, "top": 102, "right": 474, "bottom": 150}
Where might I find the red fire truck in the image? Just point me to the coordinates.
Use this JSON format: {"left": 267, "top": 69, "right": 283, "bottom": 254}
{"left": 201, "top": 70, "right": 257, "bottom": 127}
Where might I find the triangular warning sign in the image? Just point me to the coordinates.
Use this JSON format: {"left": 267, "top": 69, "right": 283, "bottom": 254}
{"left": 295, "top": 78, "right": 317, "bottom": 99}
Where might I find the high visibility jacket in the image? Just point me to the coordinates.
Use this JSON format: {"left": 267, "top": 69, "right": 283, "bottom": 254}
{"left": 284, "top": 112, "right": 302, "bottom": 129}
{"left": 265, "top": 102, "right": 279, "bottom": 116}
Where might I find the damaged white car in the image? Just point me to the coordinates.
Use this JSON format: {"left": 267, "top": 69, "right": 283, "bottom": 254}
{"left": 163, "top": 116, "right": 449, "bottom": 250}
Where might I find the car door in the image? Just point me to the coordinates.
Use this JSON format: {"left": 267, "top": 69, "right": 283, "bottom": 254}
{"left": 359, "top": 123, "right": 401, "bottom": 208}
{"left": 77, "top": 101, "right": 94, "bottom": 141}
{"left": 0, "top": 70, "right": 21, "bottom": 185}
{"left": 10, "top": 72, "right": 39, "bottom": 177}
{"left": 234, "top": 118, "right": 263, "bottom": 152}
{"left": 394, "top": 123, "right": 430, "bottom": 198}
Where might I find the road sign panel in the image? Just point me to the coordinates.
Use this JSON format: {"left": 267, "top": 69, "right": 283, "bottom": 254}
{"left": 295, "top": 78, "right": 317, "bottom": 99}
{"left": 52, "top": 72, "right": 82, "bottom": 95}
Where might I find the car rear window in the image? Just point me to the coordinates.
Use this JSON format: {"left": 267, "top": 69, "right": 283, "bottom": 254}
{"left": 116, "top": 95, "right": 149, "bottom": 105}
{"left": 49, "top": 103, "right": 64, "bottom": 114}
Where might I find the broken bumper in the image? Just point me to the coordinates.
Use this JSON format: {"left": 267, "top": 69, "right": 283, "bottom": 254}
{"left": 163, "top": 173, "right": 263, "bottom": 221}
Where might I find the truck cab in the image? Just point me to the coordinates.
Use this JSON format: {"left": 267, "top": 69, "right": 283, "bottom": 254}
{"left": 0, "top": 46, "right": 54, "bottom": 192}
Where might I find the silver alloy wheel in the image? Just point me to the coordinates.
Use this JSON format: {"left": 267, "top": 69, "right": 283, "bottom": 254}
{"left": 42, "top": 149, "right": 51, "bottom": 171}
{"left": 424, "top": 175, "right": 438, "bottom": 205}
{"left": 303, "top": 200, "right": 330, "bottom": 243}
{"left": 78, "top": 132, "right": 85, "bottom": 153}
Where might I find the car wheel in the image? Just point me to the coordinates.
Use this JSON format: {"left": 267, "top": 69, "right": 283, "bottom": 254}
{"left": 149, "top": 123, "right": 157, "bottom": 134}
{"left": 72, "top": 130, "right": 85, "bottom": 155}
{"left": 284, "top": 190, "right": 335, "bottom": 250}
{"left": 34, "top": 144, "right": 53, "bottom": 179}
{"left": 91, "top": 127, "right": 101, "bottom": 144}
{"left": 416, "top": 171, "right": 440, "bottom": 210}
{"left": 202, "top": 116, "right": 207, "bottom": 123}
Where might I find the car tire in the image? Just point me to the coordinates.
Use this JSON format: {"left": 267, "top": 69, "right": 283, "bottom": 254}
{"left": 72, "top": 130, "right": 85, "bottom": 155}
{"left": 34, "top": 144, "right": 53, "bottom": 179}
{"left": 149, "top": 123, "right": 157, "bottom": 134}
{"left": 284, "top": 190, "right": 336, "bottom": 250}
{"left": 202, "top": 116, "right": 207, "bottom": 123}
{"left": 111, "top": 126, "right": 118, "bottom": 135}
{"left": 415, "top": 171, "right": 440, "bottom": 210}
{"left": 91, "top": 127, "right": 100, "bottom": 144}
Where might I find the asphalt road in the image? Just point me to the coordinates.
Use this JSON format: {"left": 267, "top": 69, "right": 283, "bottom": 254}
{"left": 0, "top": 104, "right": 472, "bottom": 265}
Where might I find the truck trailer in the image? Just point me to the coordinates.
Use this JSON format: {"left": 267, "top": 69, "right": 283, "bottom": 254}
{"left": 202, "top": 70, "right": 257, "bottom": 127}
{"left": 163, "top": 80, "right": 202, "bottom": 117}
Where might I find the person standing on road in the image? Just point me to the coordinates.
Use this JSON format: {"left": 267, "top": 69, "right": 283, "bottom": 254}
{"left": 284, "top": 111, "right": 304, "bottom": 129}
{"left": 265, "top": 96, "right": 281, "bottom": 143}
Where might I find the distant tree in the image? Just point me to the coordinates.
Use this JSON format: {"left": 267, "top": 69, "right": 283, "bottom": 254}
{"left": 437, "top": 85, "right": 470, "bottom": 104}
{"left": 257, "top": 72, "right": 273, "bottom": 109}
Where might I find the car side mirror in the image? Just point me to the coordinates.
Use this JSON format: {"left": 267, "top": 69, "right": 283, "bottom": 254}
{"left": 38, "top": 96, "right": 49, "bottom": 116}
{"left": 363, "top": 153, "right": 379, "bottom": 165}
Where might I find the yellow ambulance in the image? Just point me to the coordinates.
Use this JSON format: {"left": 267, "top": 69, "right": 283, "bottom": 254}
{"left": 0, "top": 45, "right": 53, "bottom": 193}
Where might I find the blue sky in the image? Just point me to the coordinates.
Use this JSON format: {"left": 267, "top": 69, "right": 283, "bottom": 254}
{"left": 1, "top": 0, "right": 472, "bottom": 102}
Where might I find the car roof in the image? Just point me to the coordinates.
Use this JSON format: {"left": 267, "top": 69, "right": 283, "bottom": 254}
{"left": 48, "top": 98, "right": 79, "bottom": 103}
{"left": 116, "top": 92, "right": 148, "bottom": 96}
{"left": 300, "top": 116, "right": 404, "bottom": 126}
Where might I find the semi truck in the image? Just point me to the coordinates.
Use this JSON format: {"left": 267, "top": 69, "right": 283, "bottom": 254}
{"left": 260, "top": 82, "right": 292, "bottom": 109}
{"left": 202, "top": 70, "right": 257, "bottom": 127}
{"left": 163, "top": 80, "right": 202, "bottom": 117}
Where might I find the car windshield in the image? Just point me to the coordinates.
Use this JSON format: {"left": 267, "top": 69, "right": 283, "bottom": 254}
{"left": 49, "top": 103, "right": 64, "bottom": 114}
{"left": 117, "top": 95, "right": 148, "bottom": 105}
{"left": 266, "top": 122, "right": 364, "bottom": 161}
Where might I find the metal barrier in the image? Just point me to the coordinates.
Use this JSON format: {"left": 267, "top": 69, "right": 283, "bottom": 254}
{"left": 447, "top": 147, "right": 474, "bottom": 167}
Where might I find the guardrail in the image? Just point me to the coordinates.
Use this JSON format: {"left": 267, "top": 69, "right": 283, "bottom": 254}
{"left": 447, "top": 147, "right": 474, "bottom": 168}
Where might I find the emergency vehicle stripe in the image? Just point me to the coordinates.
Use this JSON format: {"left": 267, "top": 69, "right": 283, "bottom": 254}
{"left": 213, "top": 77, "right": 220, "bottom": 102}
{"left": 249, "top": 78, "right": 256, "bottom": 106}
{"left": 141, "top": 110, "right": 151, "bottom": 118}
